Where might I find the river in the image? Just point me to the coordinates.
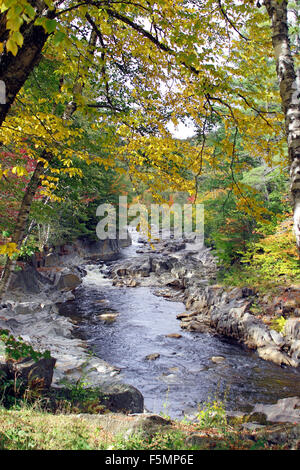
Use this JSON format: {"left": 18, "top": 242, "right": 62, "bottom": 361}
{"left": 61, "top": 236, "right": 300, "bottom": 419}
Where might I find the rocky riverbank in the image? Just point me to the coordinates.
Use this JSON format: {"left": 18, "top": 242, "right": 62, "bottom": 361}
{"left": 0, "top": 234, "right": 144, "bottom": 413}
{"left": 0, "top": 233, "right": 300, "bottom": 448}
{"left": 107, "top": 235, "right": 300, "bottom": 368}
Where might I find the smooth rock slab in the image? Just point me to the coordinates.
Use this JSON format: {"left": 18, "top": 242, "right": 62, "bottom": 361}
{"left": 251, "top": 397, "right": 300, "bottom": 424}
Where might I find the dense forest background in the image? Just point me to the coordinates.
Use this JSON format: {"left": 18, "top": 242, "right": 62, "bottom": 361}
{"left": 0, "top": 0, "right": 299, "bottom": 294}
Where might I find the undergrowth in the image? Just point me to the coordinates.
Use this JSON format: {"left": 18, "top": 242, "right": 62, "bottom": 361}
{"left": 220, "top": 218, "right": 300, "bottom": 293}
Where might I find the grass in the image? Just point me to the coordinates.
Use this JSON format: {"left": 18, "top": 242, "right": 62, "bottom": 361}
{"left": 0, "top": 377, "right": 287, "bottom": 450}
{"left": 0, "top": 400, "right": 287, "bottom": 450}
{"left": 0, "top": 406, "right": 110, "bottom": 450}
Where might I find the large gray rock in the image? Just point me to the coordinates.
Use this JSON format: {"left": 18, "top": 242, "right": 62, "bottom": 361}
{"left": 97, "top": 381, "right": 144, "bottom": 413}
{"left": 257, "top": 345, "right": 298, "bottom": 367}
{"left": 8, "top": 265, "right": 53, "bottom": 294}
{"left": 76, "top": 238, "right": 121, "bottom": 261}
{"left": 53, "top": 271, "right": 81, "bottom": 291}
{"left": 44, "top": 253, "right": 61, "bottom": 267}
{"left": 251, "top": 397, "right": 300, "bottom": 424}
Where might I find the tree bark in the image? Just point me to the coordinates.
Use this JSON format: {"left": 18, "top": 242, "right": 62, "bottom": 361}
{"left": 264, "top": 0, "right": 300, "bottom": 252}
{"left": 0, "top": 20, "right": 50, "bottom": 126}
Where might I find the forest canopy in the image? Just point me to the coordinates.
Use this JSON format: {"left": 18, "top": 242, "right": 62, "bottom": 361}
{"left": 0, "top": 0, "right": 299, "bottom": 295}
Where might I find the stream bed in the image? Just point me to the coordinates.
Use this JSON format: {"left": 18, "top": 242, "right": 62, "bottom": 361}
{"left": 60, "top": 243, "right": 300, "bottom": 419}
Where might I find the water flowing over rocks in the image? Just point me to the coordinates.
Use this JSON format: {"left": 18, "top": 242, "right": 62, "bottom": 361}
{"left": 1, "top": 231, "right": 299, "bottom": 420}
{"left": 0, "top": 232, "right": 144, "bottom": 413}
{"left": 108, "top": 236, "right": 300, "bottom": 368}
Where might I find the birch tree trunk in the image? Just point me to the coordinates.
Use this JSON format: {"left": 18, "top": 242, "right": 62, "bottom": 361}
{"left": 264, "top": 0, "right": 300, "bottom": 253}
{"left": 0, "top": 158, "right": 46, "bottom": 298}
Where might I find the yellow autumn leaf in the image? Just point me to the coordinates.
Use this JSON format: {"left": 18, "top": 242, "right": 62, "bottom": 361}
{"left": 11, "top": 31, "right": 23, "bottom": 47}
{"left": 6, "top": 38, "right": 18, "bottom": 56}
{"left": 11, "top": 166, "right": 28, "bottom": 176}
{"left": 0, "top": 243, "right": 18, "bottom": 257}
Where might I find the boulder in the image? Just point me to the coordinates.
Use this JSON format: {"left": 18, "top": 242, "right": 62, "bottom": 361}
{"left": 44, "top": 253, "right": 61, "bottom": 267}
{"left": 257, "top": 345, "right": 298, "bottom": 367}
{"left": 251, "top": 397, "right": 300, "bottom": 424}
{"left": 97, "top": 313, "right": 119, "bottom": 323}
{"left": 7, "top": 356, "right": 56, "bottom": 389}
{"left": 8, "top": 265, "right": 53, "bottom": 294}
{"left": 145, "top": 353, "right": 160, "bottom": 361}
{"left": 97, "top": 381, "right": 144, "bottom": 413}
{"left": 269, "top": 329, "right": 285, "bottom": 347}
{"left": 211, "top": 356, "right": 226, "bottom": 364}
{"left": 136, "top": 259, "right": 151, "bottom": 277}
{"left": 76, "top": 238, "right": 121, "bottom": 261}
{"left": 54, "top": 271, "right": 81, "bottom": 291}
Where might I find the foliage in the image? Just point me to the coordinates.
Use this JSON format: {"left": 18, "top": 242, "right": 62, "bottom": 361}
{"left": 0, "top": 330, "right": 51, "bottom": 409}
{"left": 195, "top": 398, "right": 227, "bottom": 430}
{"left": 271, "top": 316, "right": 286, "bottom": 333}
{"left": 53, "top": 378, "right": 107, "bottom": 415}
{"left": 197, "top": 158, "right": 289, "bottom": 266}
{"left": 0, "top": 402, "right": 286, "bottom": 450}
{"left": 0, "top": 0, "right": 293, "bottom": 259}
{"left": 0, "top": 329, "right": 51, "bottom": 362}
{"left": 114, "top": 429, "right": 190, "bottom": 451}
{"left": 0, "top": 407, "right": 108, "bottom": 450}
{"left": 221, "top": 217, "right": 300, "bottom": 291}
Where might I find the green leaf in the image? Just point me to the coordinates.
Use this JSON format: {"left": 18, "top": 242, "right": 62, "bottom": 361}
{"left": 24, "top": 3, "right": 36, "bottom": 19}
{"left": 44, "top": 18, "right": 57, "bottom": 33}
{"left": 53, "top": 31, "right": 66, "bottom": 47}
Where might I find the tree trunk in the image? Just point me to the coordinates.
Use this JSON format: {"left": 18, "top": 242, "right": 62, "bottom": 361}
{"left": 0, "top": 158, "right": 46, "bottom": 299}
{"left": 0, "top": 20, "right": 49, "bottom": 126}
{"left": 264, "top": 0, "right": 300, "bottom": 252}
{"left": 0, "top": 27, "right": 98, "bottom": 300}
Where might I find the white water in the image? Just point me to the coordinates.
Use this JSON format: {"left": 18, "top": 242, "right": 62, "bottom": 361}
{"left": 62, "top": 240, "right": 300, "bottom": 418}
